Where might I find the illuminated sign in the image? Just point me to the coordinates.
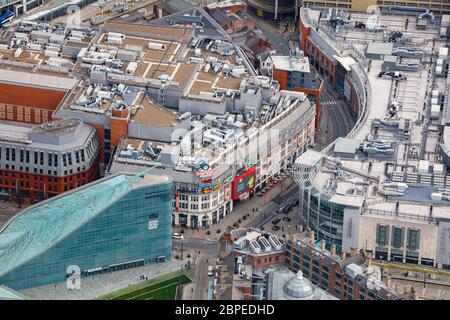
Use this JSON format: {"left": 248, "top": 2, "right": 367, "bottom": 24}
{"left": 195, "top": 161, "right": 215, "bottom": 177}
{"left": 231, "top": 167, "right": 256, "bottom": 200}
{"left": 201, "top": 187, "right": 212, "bottom": 194}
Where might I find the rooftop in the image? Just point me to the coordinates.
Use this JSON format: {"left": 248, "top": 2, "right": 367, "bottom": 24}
{"left": 295, "top": 8, "right": 450, "bottom": 220}
{"left": 271, "top": 52, "right": 311, "bottom": 73}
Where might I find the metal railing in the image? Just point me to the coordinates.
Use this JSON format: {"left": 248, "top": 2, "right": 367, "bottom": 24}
{"left": 363, "top": 208, "right": 438, "bottom": 224}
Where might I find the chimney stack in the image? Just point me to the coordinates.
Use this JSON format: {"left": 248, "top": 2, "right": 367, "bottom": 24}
{"left": 350, "top": 247, "right": 356, "bottom": 257}
{"left": 386, "top": 276, "right": 391, "bottom": 287}
{"left": 394, "top": 283, "right": 400, "bottom": 292}
{"left": 341, "top": 250, "right": 346, "bottom": 260}
{"left": 367, "top": 257, "right": 372, "bottom": 268}
{"left": 309, "top": 230, "right": 315, "bottom": 244}
{"left": 321, "top": 240, "right": 326, "bottom": 250}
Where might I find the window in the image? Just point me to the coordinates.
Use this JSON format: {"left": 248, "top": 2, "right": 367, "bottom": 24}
{"left": 201, "top": 203, "right": 210, "bottom": 210}
{"left": 391, "top": 226, "right": 404, "bottom": 248}
{"left": 376, "top": 224, "right": 389, "bottom": 246}
{"left": 407, "top": 229, "right": 420, "bottom": 251}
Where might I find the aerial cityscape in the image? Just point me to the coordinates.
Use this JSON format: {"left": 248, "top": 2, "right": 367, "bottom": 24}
{"left": 1, "top": 0, "right": 450, "bottom": 305}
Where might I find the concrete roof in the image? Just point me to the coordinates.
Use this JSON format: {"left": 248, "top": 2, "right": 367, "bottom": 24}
{"left": 0, "top": 69, "right": 77, "bottom": 90}
{"left": 366, "top": 42, "right": 394, "bottom": 56}
{"left": 334, "top": 138, "right": 361, "bottom": 155}
{"left": 271, "top": 55, "right": 311, "bottom": 73}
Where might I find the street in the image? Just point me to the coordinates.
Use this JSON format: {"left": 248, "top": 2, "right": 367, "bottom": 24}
{"left": 246, "top": 10, "right": 291, "bottom": 55}
{"left": 173, "top": 238, "right": 218, "bottom": 300}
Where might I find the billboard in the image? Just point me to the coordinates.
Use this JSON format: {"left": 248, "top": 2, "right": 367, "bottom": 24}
{"left": 231, "top": 167, "right": 256, "bottom": 200}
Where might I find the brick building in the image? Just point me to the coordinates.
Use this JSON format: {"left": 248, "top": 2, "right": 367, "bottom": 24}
{"left": 0, "top": 119, "right": 99, "bottom": 203}
{"left": 284, "top": 232, "right": 405, "bottom": 300}
{"left": 271, "top": 49, "right": 323, "bottom": 130}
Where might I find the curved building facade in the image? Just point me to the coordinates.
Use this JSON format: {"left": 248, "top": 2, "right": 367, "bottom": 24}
{"left": 301, "top": 191, "right": 346, "bottom": 250}
{"left": 0, "top": 173, "right": 172, "bottom": 290}
{"left": 0, "top": 118, "right": 100, "bottom": 203}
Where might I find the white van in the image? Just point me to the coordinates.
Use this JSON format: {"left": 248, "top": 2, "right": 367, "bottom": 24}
{"left": 208, "top": 266, "right": 213, "bottom": 276}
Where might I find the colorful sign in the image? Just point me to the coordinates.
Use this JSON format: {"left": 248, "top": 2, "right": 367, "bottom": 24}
{"left": 201, "top": 187, "right": 212, "bottom": 194}
{"left": 231, "top": 167, "right": 256, "bottom": 200}
{"left": 195, "top": 161, "right": 215, "bottom": 177}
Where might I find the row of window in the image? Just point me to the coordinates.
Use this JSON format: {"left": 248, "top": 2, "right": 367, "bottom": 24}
{"left": 376, "top": 224, "right": 421, "bottom": 251}
{"left": 0, "top": 136, "right": 97, "bottom": 171}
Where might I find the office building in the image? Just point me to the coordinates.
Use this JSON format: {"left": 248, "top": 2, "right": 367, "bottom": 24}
{"left": 0, "top": 172, "right": 172, "bottom": 290}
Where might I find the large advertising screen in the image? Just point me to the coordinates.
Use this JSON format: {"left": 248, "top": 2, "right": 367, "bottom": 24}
{"left": 231, "top": 167, "right": 256, "bottom": 200}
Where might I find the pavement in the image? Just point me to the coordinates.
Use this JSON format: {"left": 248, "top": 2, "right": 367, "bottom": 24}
{"left": 21, "top": 256, "right": 189, "bottom": 300}
{"left": 0, "top": 200, "right": 25, "bottom": 229}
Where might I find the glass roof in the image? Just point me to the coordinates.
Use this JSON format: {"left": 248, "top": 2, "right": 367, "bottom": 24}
{"left": 0, "top": 285, "right": 27, "bottom": 300}
{"left": 283, "top": 271, "right": 315, "bottom": 299}
{"left": 0, "top": 174, "right": 132, "bottom": 278}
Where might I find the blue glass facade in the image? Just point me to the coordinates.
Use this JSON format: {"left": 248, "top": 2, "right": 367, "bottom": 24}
{"left": 0, "top": 174, "right": 172, "bottom": 290}
{"left": 302, "top": 190, "right": 344, "bottom": 251}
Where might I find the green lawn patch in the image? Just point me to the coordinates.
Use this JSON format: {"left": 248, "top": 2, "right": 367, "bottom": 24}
{"left": 98, "top": 269, "right": 193, "bottom": 300}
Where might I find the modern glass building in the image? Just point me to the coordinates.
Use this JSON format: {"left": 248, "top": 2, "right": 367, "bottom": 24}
{"left": 0, "top": 173, "right": 172, "bottom": 290}
{"left": 301, "top": 191, "right": 345, "bottom": 251}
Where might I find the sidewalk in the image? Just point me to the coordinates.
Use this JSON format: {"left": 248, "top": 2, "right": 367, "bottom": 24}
{"left": 177, "top": 176, "right": 297, "bottom": 241}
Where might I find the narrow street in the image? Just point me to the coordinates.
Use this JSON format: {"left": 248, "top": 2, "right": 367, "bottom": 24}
{"left": 246, "top": 9, "right": 291, "bottom": 55}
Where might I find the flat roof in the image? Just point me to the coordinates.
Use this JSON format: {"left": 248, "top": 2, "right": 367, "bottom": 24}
{"left": 102, "top": 21, "right": 192, "bottom": 42}
{"left": 333, "top": 55, "right": 356, "bottom": 72}
{"left": 366, "top": 42, "right": 394, "bottom": 56}
{"left": 133, "top": 95, "right": 178, "bottom": 127}
{"left": 271, "top": 55, "right": 311, "bottom": 73}
{"left": 334, "top": 138, "right": 361, "bottom": 155}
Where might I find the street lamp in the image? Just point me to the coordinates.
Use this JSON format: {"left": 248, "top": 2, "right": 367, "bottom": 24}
{"left": 181, "top": 238, "right": 184, "bottom": 261}
{"left": 423, "top": 268, "right": 427, "bottom": 289}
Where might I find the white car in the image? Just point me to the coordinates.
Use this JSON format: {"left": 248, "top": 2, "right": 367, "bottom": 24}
{"left": 172, "top": 233, "right": 184, "bottom": 240}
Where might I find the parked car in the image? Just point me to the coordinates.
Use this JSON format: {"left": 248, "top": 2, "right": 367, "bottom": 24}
{"left": 272, "top": 218, "right": 281, "bottom": 225}
{"left": 172, "top": 233, "right": 184, "bottom": 240}
{"left": 208, "top": 266, "right": 214, "bottom": 276}
{"left": 272, "top": 225, "right": 280, "bottom": 231}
